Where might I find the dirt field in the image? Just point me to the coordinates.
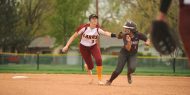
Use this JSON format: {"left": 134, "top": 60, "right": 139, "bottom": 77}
{"left": 0, "top": 74, "right": 190, "bottom": 95}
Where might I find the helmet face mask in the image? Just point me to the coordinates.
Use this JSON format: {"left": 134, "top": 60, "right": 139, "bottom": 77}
{"left": 123, "top": 20, "right": 137, "bottom": 32}
{"left": 124, "top": 28, "right": 131, "bottom": 34}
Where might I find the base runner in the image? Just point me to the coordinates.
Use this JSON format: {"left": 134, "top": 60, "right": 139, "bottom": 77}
{"left": 105, "top": 20, "right": 150, "bottom": 85}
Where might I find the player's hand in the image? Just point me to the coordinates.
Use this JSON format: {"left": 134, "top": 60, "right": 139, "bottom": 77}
{"left": 144, "top": 39, "right": 150, "bottom": 46}
{"left": 156, "top": 12, "right": 166, "bottom": 22}
{"left": 117, "top": 32, "right": 123, "bottom": 39}
{"left": 62, "top": 46, "right": 69, "bottom": 53}
{"left": 126, "top": 35, "right": 131, "bottom": 42}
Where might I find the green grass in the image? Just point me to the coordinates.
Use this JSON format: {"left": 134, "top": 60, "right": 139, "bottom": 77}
{"left": 0, "top": 64, "right": 190, "bottom": 76}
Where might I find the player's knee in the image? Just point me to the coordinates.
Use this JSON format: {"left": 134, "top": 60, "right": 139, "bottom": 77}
{"left": 128, "top": 68, "right": 136, "bottom": 74}
{"left": 96, "top": 58, "right": 102, "bottom": 66}
{"left": 114, "top": 70, "right": 122, "bottom": 75}
{"left": 88, "top": 64, "right": 94, "bottom": 70}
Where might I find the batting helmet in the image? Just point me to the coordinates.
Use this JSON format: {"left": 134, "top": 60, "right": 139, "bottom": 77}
{"left": 123, "top": 20, "right": 137, "bottom": 32}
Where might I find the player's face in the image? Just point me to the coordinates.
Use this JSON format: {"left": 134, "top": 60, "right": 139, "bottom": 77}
{"left": 90, "top": 17, "right": 98, "bottom": 25}
{"left": 124, "top": 28, "right": 131, "bottom": 34}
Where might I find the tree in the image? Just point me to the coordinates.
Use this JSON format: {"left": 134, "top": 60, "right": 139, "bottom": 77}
{"left": 87, "top": 0, "right": 124, "bottom": 33}
{"left": 50, "top": 0, "right": 90, "bottom": 46}
{"left": 0, "top": 0, "right": 51, "bottom": 52}
{"left": 121, "top": 0, "right": 178, "bottom": 34}
{"left": 0, "top": 0, "right": 19, "bottom": 52}
{"left": 15, "top": 0, "right": 51, "bottom": 52}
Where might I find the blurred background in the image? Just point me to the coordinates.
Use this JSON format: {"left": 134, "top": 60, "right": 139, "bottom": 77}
{"left": 0, "top": 0, "right": 189, "bottom": 75}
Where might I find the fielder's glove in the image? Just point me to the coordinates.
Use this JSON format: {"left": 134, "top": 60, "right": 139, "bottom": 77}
{"left": 151, "top": 20, "right": 176, "bottom": 55}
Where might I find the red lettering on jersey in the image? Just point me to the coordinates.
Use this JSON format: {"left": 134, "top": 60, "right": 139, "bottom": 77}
{"left": 82, "top": 34, "right": 98, "bottom": 40}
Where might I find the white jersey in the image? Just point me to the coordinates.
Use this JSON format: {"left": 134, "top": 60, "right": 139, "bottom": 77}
{"left": 76, "top": 24, "right": 105, "bottom": 47}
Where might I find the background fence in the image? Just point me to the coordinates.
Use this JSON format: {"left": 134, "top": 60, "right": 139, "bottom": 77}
{"left": 0, "top": 52, "right": 190, "bottom": 75}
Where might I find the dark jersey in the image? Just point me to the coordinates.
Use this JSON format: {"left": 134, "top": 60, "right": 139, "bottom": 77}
{"left": 123, "top": 32, "right": 147, "bottom": 54}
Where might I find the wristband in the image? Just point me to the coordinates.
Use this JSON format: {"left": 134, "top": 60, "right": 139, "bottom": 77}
{"left": 111, "top": 33, "right": 117, "bottom": 38}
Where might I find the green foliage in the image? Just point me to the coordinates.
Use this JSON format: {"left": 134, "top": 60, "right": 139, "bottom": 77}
{"left": 103, "top": 57, "right": 118, "bottom": 66}
{"left": 0, "top": 0, "right": 179, "bottom": 53}
{"left": 97, "top": 0, "right": 124, "bottom": 33}
{"left": 122, "top": 0, "right": 178, "bottom": 34}
{"left": 16, "top": 0, "right": 52, "bottom": 51}
{"left": 102, "top": 0, "right": 178, "bottom": 35}
{"left": 50, "top": 0, "right": 90, "bottom": 46}
{"left": 0, "top": 0, "right": 20, "bottom": 51}
{"left": 146, "top": 53, "right": 152, "bottom": 56}
{"left": 137, "top": 52, "right": 144, "bottom": 56}
{"left": 0, "top": 0, "right": 52, "bottom": 52}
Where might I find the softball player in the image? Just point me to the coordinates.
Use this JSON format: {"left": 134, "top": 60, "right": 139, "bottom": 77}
{"left": 106, "top": 20, "right": 150, "bottom": 85}
{"left": 62, "top": 14, "right": 117, "bottom": 85}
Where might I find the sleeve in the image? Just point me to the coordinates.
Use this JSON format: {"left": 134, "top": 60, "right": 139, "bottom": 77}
{"left": 98, "top": 28, "right": 105, "bottom": 35}
{"left": 123, "top": 35, "right": 128, "bottom": 45}
{"left": 76, "top": 26, "right": 85, "bottom": 35}
{"left": 138, "top": 33, "right": 148, "bottom": 42}
{"left": 160, "top": 0, "right": 172, "bottom": 14}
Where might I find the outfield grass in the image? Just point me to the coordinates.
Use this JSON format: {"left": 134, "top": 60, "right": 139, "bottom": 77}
{"left": 0, "top": 64, "right": 190, "bottom": 76}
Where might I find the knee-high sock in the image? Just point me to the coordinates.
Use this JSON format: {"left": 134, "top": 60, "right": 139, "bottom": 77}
{"left": 96, "top": 66, "right": 102, "bottom": 81}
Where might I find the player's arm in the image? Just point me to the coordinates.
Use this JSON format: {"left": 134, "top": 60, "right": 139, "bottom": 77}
{"left": 139, "top": 33, "right": 150, "bottom": 46}
{"left": 144, "top": 39, "right": 150, "bottom": 46}
{"left": 157, "top": 0, "right": 172, "bottom": 21}
{"left": 125, "top": 35, "right": 132, "bottom": 51}
{"left": 64, "top": 32, "right": 79, "bottom": 48}
{"left": 98, "top": 28, "right": 117, "bottom": 38}
{"left": 117, "top": 32, "right": 128, "bottom": 39}
{"left": 62, "top": 32, "right": 78, "bottom": 52}
{"left": 62, "top": 26, "right": 85, "bottom": 52}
